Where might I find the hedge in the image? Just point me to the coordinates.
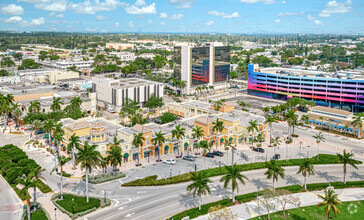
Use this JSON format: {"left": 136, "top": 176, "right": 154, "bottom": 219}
{"left": 82, "top": 172, "right": 126, "bottom": 184}
{"left": 36, "top": 179, "right": 52, "bottom": 193}
{"left": 167, "top": 181, "right": 364, "bottom": 220}
{"left": 123, "top": 154, "right": 361, "bottom": 186}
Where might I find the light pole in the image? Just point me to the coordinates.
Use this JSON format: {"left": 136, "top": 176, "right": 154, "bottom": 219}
{"left": 54, "top": 208, "right": 57, "bottom": 220}
{"left": 72, "top": 198, "right": 74, "bottom": 214}
{"left": 170, "top": 168, "right": 172, "bottom": 178}
{"left": 299, "top": 141, "right": 303, "bottom": 159}
{"left": 104, "top": 189, "right": 106, "bottom": 203}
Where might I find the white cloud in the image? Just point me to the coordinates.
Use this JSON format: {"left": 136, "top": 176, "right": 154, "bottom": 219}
{"left": 20, "top": 0, "right": 67, "bottom": 12}
{"left": 277, "top": 11, "right": 304, "bottom": 16}
{"left": 113, "top": 22, "right": 120, "bottom": 27}
{"left": 56, "top": 13, "right": 64, "bottom": 18}
{"left": 314, "top": 20, "right": 323, "bottom": 25}
{"left": 319, "top": 0, "right": 352, "bottom": 17}
{"left": 134, "top": 0, "right": 146, "bottom": 7}
{"left": 146, "top": 19, "right": 152, "bottom": 24}
{"left": 85, "top": 27, "right": 97, "bottom": 32}
{"left": 3, "top": 16, "right": 45, "bottom": 26}
{"left": 169, "top": 0, "right": 194, "bottom": 8}
{"left": 69, "top": 0, "right": 124, "bottom": 15}
{"left": 205, "top": 20, "right": 214, "bottom": 26}
{"left": 160, "top": 12, "right": 168, "bottom": 18}
{"left": 160, "top": 21, "right": 166, "bottom": 26}
{"left": 96, "top": 15, "right": 108, "bottom": 21}
{"left": 49, "top": 12, "right": 55, "bottom": 16}
{"left": 1, "top": 4, "right": 24, "bottom": 15}
{"left": 124, "top": 2, "right": 156, "bottom": 14}
{"left": 281, "top": 1, "right": 286, "bottom": 3}
{"left": 240, "top": 0, "right": 275, "bottom": 4}
{"left": 208, "top": 10, "right": 239, "bottom": 19}
{"left": 128, "top": 21, "right": 135, "bottom": 27}
{"left": 274, "top": 19, "right": 280, "bottom": 23}
{"left": 307, "top": 14, "right": 314, "bottom": 21}
{"left": 169, "top": 14, "right": 184, "bottom": 20}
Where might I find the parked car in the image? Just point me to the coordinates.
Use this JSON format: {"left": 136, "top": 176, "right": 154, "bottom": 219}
{"left": 163, "top": 159, "right": 176, "bottom": 165}
{"left": 212, "top": 151, "right": 224, "bottom": 157}
{"left": 205, "top": 153, "right": 215, "bottom": 158}
{"left": 35, "top": 130, "right": 44, "bottom": 134}
{"left": 183, "top": 155, "right": 195, "bottom": 161}
{"left": 273, "top": 154, "right": 281, "bottom": 160}
{"left": 253, "top": 147, "right": 265, "bottom": 153}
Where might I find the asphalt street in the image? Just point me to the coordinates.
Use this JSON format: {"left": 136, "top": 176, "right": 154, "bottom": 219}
{"left": 0, "top": 175, "right": 23, "bottom": 220}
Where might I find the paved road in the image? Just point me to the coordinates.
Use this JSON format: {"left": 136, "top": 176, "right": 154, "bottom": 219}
{"left": 0, "top": 175, "right": 23, "bottom": 220}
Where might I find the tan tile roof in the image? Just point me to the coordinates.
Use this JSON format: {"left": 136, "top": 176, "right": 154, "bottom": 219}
{"left": 91, "top": 122, "right": 104, "bottom": 128}
{"left": 195, "top": 116, "right": 215, "bottom": 125}
{"left": 311, "top": 106, "right": 352, "bottom": 116}
{"left": 66, "top": 121, "right": 90, "bottom": 130}
{"left": 14, "top": 93, "right": 54, "bottom": 101}
{"left": 131, "top": 124, "right": 152, "bottom": 133}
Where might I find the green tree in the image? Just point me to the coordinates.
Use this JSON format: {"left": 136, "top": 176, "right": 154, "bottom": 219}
{"left": 29, "top": 100, "right": 41, "bottom": 113}
{"left": 317, "top": 188, "right": 342, "bottom": 220}
{"left": 17, "top": 175, "right": 35, "bottom": 220}
{"left": 70, "top": 97, "right": 83, "bottom": 110}
{"left": 264, "top": 115, "right": 278, "bottom": 146}
{"left": 351, "top": 112, "right": 364, "bottom": 138}
{"left": 336, "top": 149, "right": 360, "bottom": 184}
{"left": 106, "top": 145, "right": 123, "bottom": 171}
{"left": 172, "top": 124, "right": 186, "bottom": 157}
{"left": 50, "top": 97, "right": 63, "bottom": 111}
{"left": 75, "top": 141, "right": 101, "bottom": 202}
{"left": 144, "top": 93, "right": 164, "bottom": 109}
{"left": 313, "top": 132, "right": 325, "bottom": 160}
{"left": 186, "top": 172, "right": 212, "bottom": 210}
{"left": 132, "top": 133, "right": 145, "bottom": 165}
{"left": 29, "top": 166, "right": 45, "bottom": 206}
{"left": 212, "top": 118, "right": 224, "bottom": 151}
{"left": 297, "top": 159, "right": 315, "bottom": 189}
{"left": 265, "top": 159, "right": 285, "bottom": 192}
{"left": 192, "top": 126, "right": 204, "bottom": 154}
{"left": 31, "top": 119, "right": 43, "bottom": 141}
{"left": 152, "top": 131, "right": 165, "bottom": 161}
{"left": 247, "top": 120, "right": 259, "bottom": 148}
{"left": 57, "top": 156, "right": 71, "bottom": 199}
{"left": 67, "top": 133, "right": 81, "bottom": 168}
{"left": 220, "top": 164, "right": 248, "bottom": 202}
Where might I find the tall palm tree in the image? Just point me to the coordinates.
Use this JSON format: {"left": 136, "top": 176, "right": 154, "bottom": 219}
{"left": 119, "top": 110, "right": 127, "bottom": 125}
{"left": 100, "top": 156, "right": 108, "bottom": 174}
{"left": 271, "top": 136, "right": 282, "bottom": 155}
{"left": 220, "top": 164, "right": 248, "bottom": 202}
{"left": 264, "top": 159, "right": 285, "bottom": 192}
{"left": 132, "top": 133, "right": 145, "bottom": 165}
{"left": 50, "top": 97, "right": 64, "bottom": 111}
{"left": 30, "top": 166, "right": 45, "bottom": 206}
{"left": 152, "top": 131, "right": 165, "bottom": 161}
{"left": 29, "top": 100, "right": 41, "bottom": 113}
{"left": 224, "top": 138, "right": 233, "bottom": 165}
{"left": 213, "top": 99, "right": 223, "bottom": 111}
{"left": 247, "top": 120, "right": 259, "bottom": 148}
{"left": 54, "top": 132, "right": 64, "bottom": 155}
{"left": 212, "top": 118, "right": 224, "bottom": 151}
{"left": 58, "top": 156, "right": 71, "bottom": 199}
{"left": 106, "top": 146, "right": 123, "bottom": 171}
{"left": 75, "top": 141, "right": 101, "bottom": 202}
{"left": 31, "top": 119, "right": 43, "bottom": 141}
{"left": 70, "top": 97, "right": 83, "bottom": 109}
{"left": 172, "top": 124, "right": 186, "bottom": 157}
{"left": 67, "top": 133, "right": 81, "bottom": 168}
{"left": 336, "top": 149, "right": 360, "bottom": 184}
{"left": 264, "top": 115, "right": 278, "bottom": 146}
{"left": 313, "top": 132, "right": 325, "bottom": 160}
{"left": 284, "top": 110, "right": 298, "bottom": 135}
{"left": 297, "top": 159, "right": 315, "bottom": 189}
{"left": 186, "top": 172, "right": 212, "bottom": 210}
{"left": 13, "top": 108, "right": 22, "bottom": 130}
{"left": 43, "top": 119, "right": 55, "bottom": 147}
{"left": 317, "top": 188, "right": 342, "bottom": 220}
{"left": 198, "top": 140, "right": 210, "bottom": 169}
{"left": 17, "top": 175, "right": 35, "bottom": 220}
{"left": 192, "top": 126, "right": 204, "bottom": 154}
{"left": 351, "top": 112, "right": 364, "bottom": 138}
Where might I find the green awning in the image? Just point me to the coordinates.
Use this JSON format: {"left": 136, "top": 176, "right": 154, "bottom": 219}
{"left": 155, "top": 147, "right": 159, "bottom": 151}
{"left": 184, "top": 142, "right": 188, "bottom": 147}
{"left": 44, "top": 134, "right": 49, "bottom": 139}
{"left": 123, "top": 153, "right": 129, "bottom": 157}
{"left": 61, "top": 144, "right": 65, "bottom": 147}
{"left": 144, "top": 150, "right": 151, "bottom": 154}
{"left": 133, "top": 153, "right": 138, "bottom": 156}
{"left": 229, "top": 137, "right": 233, "bottom": 141}
{"left": 164, "top": 145, "right": 169, "bottom": 150}
{"left": 220, "top": 138, "right": 224, "bottom": 142}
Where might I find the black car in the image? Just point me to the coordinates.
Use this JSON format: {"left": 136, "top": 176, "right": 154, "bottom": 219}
{"left": 205, "top": 153, "right": 215, "bottom": 158}
{"left": 212, "top": 151, "right": 224, "bottom": 157}
{"left": 273, "top": 154, "right": 281, "bottom": 160}
{"left": 253, "top": 148, "right": 265, "bottom": 153}
{"left": 183, "top": 155, "right": 195, "bottom": 161}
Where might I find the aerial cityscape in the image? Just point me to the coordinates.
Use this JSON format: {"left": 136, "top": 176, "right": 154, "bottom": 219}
{"left": 0, "top": 0, "right": 364, "bottom": 220}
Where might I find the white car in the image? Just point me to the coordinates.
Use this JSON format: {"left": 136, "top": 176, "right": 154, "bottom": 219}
{"left": 163, "top": 159, "right": 177, "bottom": 165}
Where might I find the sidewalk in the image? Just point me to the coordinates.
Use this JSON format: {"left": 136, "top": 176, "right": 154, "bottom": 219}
{"left": 196, "top": 188, "right": 364, "bottom": 220}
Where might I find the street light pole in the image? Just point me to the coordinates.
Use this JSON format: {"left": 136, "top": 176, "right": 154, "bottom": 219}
{"left": 170, "top": 168, "right": 172, "bottom": 178}
{"left": 54, "top": 208, "right": 57, "bottom": 220}
{"left": 104, "top": 189, "right": 106, "bottom": 203}
{"left": 72, "top": 198, "right": 74, "bottom": 214}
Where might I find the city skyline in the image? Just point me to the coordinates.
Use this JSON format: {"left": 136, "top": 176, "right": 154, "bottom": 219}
{"left": 0, "top": 0, "right": 363, "bottom": 34}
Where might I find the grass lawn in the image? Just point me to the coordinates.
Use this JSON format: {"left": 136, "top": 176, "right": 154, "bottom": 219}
{"left": 251, "top": 200, "right": 364, "bottom": 220}
{"left": 24, "top": 209, "right": 48, "bottom": 220}
{"left": 55, "top": 194, "right": 100, "bottom": 214}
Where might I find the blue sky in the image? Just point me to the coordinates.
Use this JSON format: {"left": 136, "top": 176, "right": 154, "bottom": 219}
{"left": 0, "top": 0, "right": 363, "bottom": 34}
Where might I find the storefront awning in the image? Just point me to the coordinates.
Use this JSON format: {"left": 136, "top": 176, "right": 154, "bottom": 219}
{"left": 220, "top": 138, "right": 224, "bottom": 142}
{"left": 164, "top": 145, "right": 169, "bottom": 150}
{"left": 133, "top": 153, "right": 138, "bottom": 156}
{"left": 155, "top": 147, "right": 159, "bottom": 151}
{"left": 44, "top": 134, "right": 49, "bottom": 139}
{"left": 184, "top": 142, "right": 188, "bottom": 147}
{"left": 123, "top": 153, "right": 129, "bottom": 157}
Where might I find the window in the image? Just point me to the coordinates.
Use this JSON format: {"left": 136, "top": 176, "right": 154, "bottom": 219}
{"left": 210, "top": 131, "right": 213, "bottom": 136}
{"left": 124, "top": 146, "right": 128, "bottom": 150}
{"left": 235, "top": 128, "right": 237, "bottom": 131}
{"left": 146, "top": 140, "right": 149, "bottom": 146}
{"left": 145, "top": 134, "right": 149, "bottom": 138}
{"left": 229, "top": 130, "right": 232, "bottom": 134}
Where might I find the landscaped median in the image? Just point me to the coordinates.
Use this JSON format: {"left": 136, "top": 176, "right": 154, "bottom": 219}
{"left": 122, "top": 154, "right": 362, "bottom": 186}
{"left": 21, "top": 202, "right": 51, "bottom": 220}
{"left": 167, "top": 181, "right": 364, "bottom": 220}
{"left": 82, "top": 172, "right": 126, "bottom": 184}
{"left": 51, "top": 193, "right": 111, "bottom": 219}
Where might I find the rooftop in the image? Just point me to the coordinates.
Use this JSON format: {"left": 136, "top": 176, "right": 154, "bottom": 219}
{"left": 310, "top": 106, "right": 353, "bottom": 119}
{"left": 93, "top": 77, "right": 163, "bottom": 89}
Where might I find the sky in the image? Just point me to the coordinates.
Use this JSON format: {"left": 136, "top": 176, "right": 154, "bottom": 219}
{"left": 0, "top": 0, "right": 363, "bottom": 34}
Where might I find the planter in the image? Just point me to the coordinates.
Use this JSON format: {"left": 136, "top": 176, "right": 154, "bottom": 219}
{"left": 156, "top": 159, "right": 162, "bottom": 162}
{"left": 176, "top": 156, "right": 182, "bottom": 158}
{"left": 135, "top": 163, "right": 142, "bottom": 167}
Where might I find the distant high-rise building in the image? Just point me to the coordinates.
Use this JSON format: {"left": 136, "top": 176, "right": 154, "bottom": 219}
{"left": 173, "top": 43, "right": 230, "bottom": 94}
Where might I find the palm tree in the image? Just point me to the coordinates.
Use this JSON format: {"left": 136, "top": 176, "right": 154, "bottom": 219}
{"left": 58, "top": 156, "right": 71, "bottom": 199}
{"left": 106, "top": 146, "right": 123, "bottom": 171}
{"left": 29, "top": 100, "right": 41, "bottom": 113}
{"left": 284, "top": 110, "right": 298, "bottom": 135}
{"left": 247, "top": 120, "right": 259, "bottom": 148}
{"left": 220, "top": 164, "right": 248, "bottom": 202}
{"left": 186, "top": 172, "right": 212, "bottom": 210}
{"left": 319, "top": 116, "right": 324, "bottom": 130}
{"left": 213, "top": 99, "right": 223, "bottom": 111}
{"left": 271, "top": 136, "right": 282, "bottom": 155}
{"left": 212, "top": 118, "right": 224, "bottom": 151}
{"left": 67, "top": 133, "right": 81, "bottom": 168}
{"left": 351, "top": 112, "right": 364, "bottom": 138}
{"left": 264, "top": 115, "right": 278, "bottom": 146}
{"left": 313, "top": 132, "right": 325, "bottom": 160}
{"left": 43, "top": 119, "right": 55, "bottom": 147}
{"left": 54, "top": 132, "right": 64, "bottom": 155}
{"left": 192, "top": 126, "right": 204, "bottom": 154}
{"left": 198, "top": 140, "right": 210, "bottom": 169}
{"left": 297, "top": 159, "right": 315, "bottom": 189}
{"left": 31, "top": 119, "right": 43, "bottom": 141}
{"left": 264, "top": 159, "right": 285, "bottom": 192}
{"left": 50, "top": 97, "right": 64, "bottom": 111}
{"left": 317, "top": 188, "right": 342, "bottom": 220}
{"left": 152, "top": 131, "right": 165, "bottom": 161}
{"left": 13, "top": 108, "right": 22, "bottom": 130}
{"left": 17, "top": 175, "right": 35, "bottom": 220}
{"left": 336, "top": 149, "right": 360, "bottom": 184}
{"left": 224, "top": 138, "right": 233, "bottom": 165}
{"left": 100, "top": 156, "right": 108, "bottom": 174}
{"left": 70, "top": 97, "right": 83, "bottom": 109}
{"left": 132, "top": 133, "right": 145, "bottom": 165}
{"left": 119, "top": 110, "right": 127, "bottom": 125}
{"left": 29, "top": 166, "right": 45, "bottom": 206}
{"left": 172, "top": 124, "right": 186, "bottom": 157}
{"left": 75, "top": 141, "right": 101, "bottom": 202}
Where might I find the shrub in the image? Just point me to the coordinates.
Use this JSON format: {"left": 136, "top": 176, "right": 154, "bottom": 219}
{"left": 83, "top": 172, "right": 126, "bottom": 184}
{"left": 159, "top": 112, "right": 178, "bottom": 124}
{"left": 36, "top": 179, "right": 52, "bottom": 193}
